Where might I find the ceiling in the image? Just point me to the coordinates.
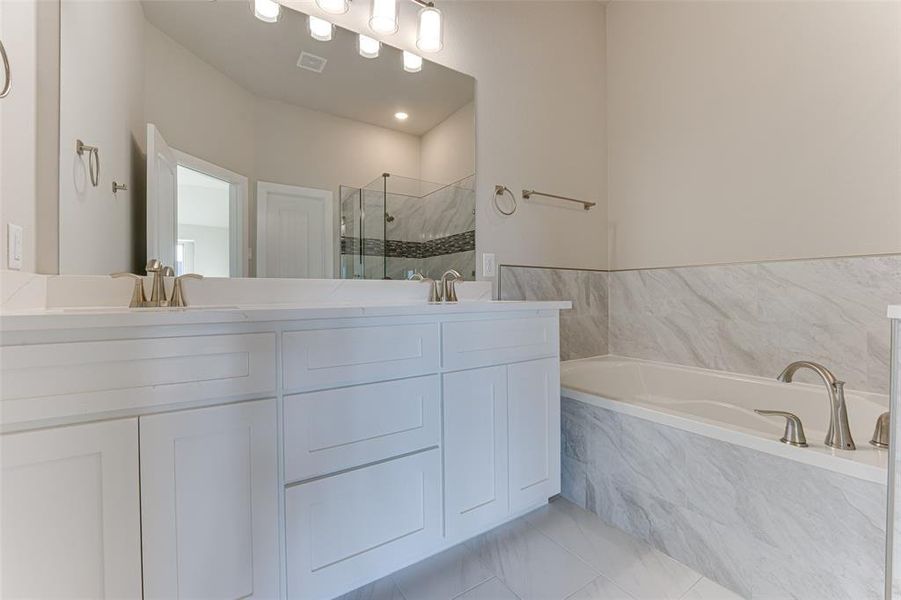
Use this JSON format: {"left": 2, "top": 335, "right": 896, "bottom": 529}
{"left": 141, "top": 1, "right": 474, "bottom": 136}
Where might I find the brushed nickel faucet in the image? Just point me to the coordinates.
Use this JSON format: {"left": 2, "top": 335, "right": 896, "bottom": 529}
{"left": 441, "top": 269, "right": 462, "bottom": 303}
{"left": 777, "top": 361, "right": 855, "bottom": 450}
{"left": 111, "top": 260, "right": 202, "bottom": 308}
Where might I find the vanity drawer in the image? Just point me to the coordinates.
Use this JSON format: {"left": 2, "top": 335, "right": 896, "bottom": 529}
{"left": 282, "top": 323, "right": 439, "bottom": 392}
{"left": 283, "top": 375, "right": 440, "bottom": 482}
{"left": 0, "top": 333, "right": 277, "bottom": 427}
{"left": 441, "top": 316, "right": 558, "bottom": 370}
{"left": 285, "top": 448, "right": 442, "bottom": 600}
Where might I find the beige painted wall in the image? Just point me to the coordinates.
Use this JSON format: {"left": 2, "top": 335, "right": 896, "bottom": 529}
{"left": 1, "top": 0, "right": 38, "bottom": 274}
{"left": 292, "top": 0, "right": 609, "bottom": 274}
{"left": 58, "top": 0, "right": 144, "bottom": 274}
{"left": 420, "top": 102, "right": 474, "bottom": 185}
{"left": 607, "top": 0, "right": 901, "bottom": 270}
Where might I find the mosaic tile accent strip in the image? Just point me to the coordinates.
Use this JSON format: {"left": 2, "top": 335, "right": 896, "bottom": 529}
{"left": 341, "top": 230, "right": 475, "bottom": 260}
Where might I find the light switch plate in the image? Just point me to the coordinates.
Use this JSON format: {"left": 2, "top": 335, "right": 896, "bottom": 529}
{"left": 482, "top": 253, "right": 496, "bottom": 278}
{"left": 7, "top": 223, "right": 23, "bottom": 270}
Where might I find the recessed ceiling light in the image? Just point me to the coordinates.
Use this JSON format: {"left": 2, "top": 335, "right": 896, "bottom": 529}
{"left": 308, "top": 15, "right": 333, "bottom": 41}
{"left": 403, "top": 51, "right": 422, "bottom": 73}
{"left": 253, "top": 0, "right": 280, "bottom": 23}
{"left": 394, "top": 112, "right": 409, "bottom": 121}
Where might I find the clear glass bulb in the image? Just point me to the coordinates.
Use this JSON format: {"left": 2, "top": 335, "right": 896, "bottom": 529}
{"left": 403, "top": 51, "right": 422, "bottom": 73}
{"left": 308, "top": 15, "right": 333, "bottom": 41}
{"left": 369, "top": 0, "right": 398, "bottom": 34}
{"left": 416, "top": 6, "right": 443, "bottom": 53}
{"left": 253, "top": 0, "right": 280, "bottom": 23}
{"left": 358, "top": 34, "right": 380, "bottom": 59}
{"left": 315, "top": 0, "right": 348, "bottom": 15}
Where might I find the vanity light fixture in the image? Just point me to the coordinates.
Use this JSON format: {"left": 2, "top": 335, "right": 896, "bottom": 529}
{"left": 416, "top": 4, "right": 443, "bottom": 53}
{"left": 316, "top": 0, "right": 349, "bottom": 15}
{"left": 308, "top": 15, "right": 334, "bottom": 41}
{"left": 358, "top": 34, "right": 380, "bottom": 58}
{"left": 402, "top": 51, "right": 422, "bottom": 73}
{"left": 253, "top": 0, "right": 280, "bottom": 23}
{"left": 394, "top": 111, "right": 409, "bottom": 121}
{"left": 369, "top": 0, "right": 398, "bottom": 34}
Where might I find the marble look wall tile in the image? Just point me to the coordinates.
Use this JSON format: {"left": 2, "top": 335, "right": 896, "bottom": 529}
{"left": 610, "top": 254, "right": 901, "bottom": 393}
{"left": 562, "top": 397, "right": 886, "bottom": 600}
{"left": 500, "top": 266, "right": 608, "bottom": 361}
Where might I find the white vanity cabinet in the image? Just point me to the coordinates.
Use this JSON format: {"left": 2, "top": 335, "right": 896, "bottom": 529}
{"left": 1, "top": 419, "right": 143, "bottom": 599}
{"left": 0, "top": 303, "right": 565, "bottom": 600}
{"left": 139, "top": 399, "right": 280, "bottom": 600}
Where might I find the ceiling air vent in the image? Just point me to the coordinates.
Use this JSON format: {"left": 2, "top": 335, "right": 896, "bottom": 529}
{"left": 297, "top": 51, "right": 327, "bottom": 73}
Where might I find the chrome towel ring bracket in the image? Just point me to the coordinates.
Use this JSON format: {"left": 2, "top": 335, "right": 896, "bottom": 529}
{"left": 0, "top": 38, "right": 10, "bottom": 99}
{"left": 76, "top": 139, "right": 101, "bottom": 187}
{"left": 493, "top": 185, "right": 516, "bottom": 216}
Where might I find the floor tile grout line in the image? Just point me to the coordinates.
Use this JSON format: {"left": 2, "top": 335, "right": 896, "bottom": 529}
{"left": 519, "top": 516, "right": 604, "bottom": 579}
{"left": 446, "top": 573, "right": 500, "bottom": 600}
{"left": 563, "top": 573, "right": 638, "bottom": 600}
{"left": 676, "top": 574, "right": 705, "bottom": 600}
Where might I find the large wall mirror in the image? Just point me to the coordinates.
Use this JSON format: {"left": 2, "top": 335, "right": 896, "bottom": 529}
{"left": 58, "top": 0, "right": 475, "bottom": 280}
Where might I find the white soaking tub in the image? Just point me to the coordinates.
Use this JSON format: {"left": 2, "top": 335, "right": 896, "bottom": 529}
{"left": 560, "top": 355, "right": 889, "bottom": 599}
{"left": 561, "top": 355, "right": 889, "bottom": 483}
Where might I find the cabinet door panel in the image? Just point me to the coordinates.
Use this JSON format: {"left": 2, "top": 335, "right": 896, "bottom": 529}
{"left": 443, "top": 366, "right": 509, "bottom": 540}
{"left": 508, "top": 358, "right": 561, "bottom": 512}
{"left": 140, "top": 399, "right": 279, "bottom": 600}
{"left": 1, "top": 419, "right": 142, "bottom": 599}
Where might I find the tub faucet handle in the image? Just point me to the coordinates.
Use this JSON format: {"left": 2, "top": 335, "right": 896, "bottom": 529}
{"left": 870, "top": 411, "right": 890, "bottom": 449}
{"left": 755, "top": 409, "right": 808, "bottom": 448}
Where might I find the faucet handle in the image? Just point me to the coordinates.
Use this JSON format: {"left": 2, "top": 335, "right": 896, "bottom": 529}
{"left": 871, "top": 411, "right": 890, "bottom": 449}
{"left": 420, "top": 278, "right": 442, "bottom": 303}
{"left": 111, "top": 272, "right": 147, "bottom": 308}
{"left": 170, "top": 273, "right": 203, "bottom": 308}
{"left": 145, "top": 258, "right": 162, "bottom": 274}
{"left": 755, "top": 409, "right": 808, "bottom": 447}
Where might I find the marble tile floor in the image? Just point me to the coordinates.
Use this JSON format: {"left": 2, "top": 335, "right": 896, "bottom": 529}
{"left": 337, "top": 498, "right": 744, "bottom": 600}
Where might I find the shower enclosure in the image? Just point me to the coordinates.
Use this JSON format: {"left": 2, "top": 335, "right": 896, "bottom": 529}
{"left": 340, "top": 173, "right": 476, "bottom": 280}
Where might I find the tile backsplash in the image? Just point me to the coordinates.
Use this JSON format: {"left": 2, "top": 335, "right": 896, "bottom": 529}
{"left": 501, "top": 254, "right": 900, "bottom": 393}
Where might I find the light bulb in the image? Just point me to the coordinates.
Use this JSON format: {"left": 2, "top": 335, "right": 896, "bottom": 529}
{"left": 308, "top": 15, "right": 333, "bottom": 41}
{"left": 403, "top": 51, "right": 422, "bottom": 73}
{"left": 416, "top": 6, "right": 443, "bottom": 53}
{"left": 253, "top": 0, "right": 280, "bottom": 23}
{"left": 358, "top": 34, "right": 380, "bottom": 58}
{"left": 369, "top": 0, "right": 398, "bottom": 34}
{"left": 394, "top": 111, "right": 409, "bottom": 121}
{"left": 315, "top": 0, "right": 348, "bottom": 14}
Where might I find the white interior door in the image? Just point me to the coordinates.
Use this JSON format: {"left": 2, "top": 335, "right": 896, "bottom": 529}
{"left": 257, "top": 181, "right": 333, "bottom": 278}
{"left": 146, "top": 123, "right": 177, "bottom": 268}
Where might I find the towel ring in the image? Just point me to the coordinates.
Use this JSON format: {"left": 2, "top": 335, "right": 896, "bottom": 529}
{"left": 76, "top": 140, "right": 101, "bottom": 187}
{"left": 493, "top": 185, "right": 516, "bottom": 216}
{"left": 0, "top": 39, "right": 10, "bottom": 99}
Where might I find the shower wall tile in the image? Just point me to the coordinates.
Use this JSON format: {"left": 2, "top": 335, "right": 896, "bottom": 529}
{"left": 499, "top": 266, "right": 608, "bottom": 361}
{"left": 610, "top": 254, "right": 901, "bottom": 394}
{"left": 562, "top": 398, "right": 886, "bottom": 600}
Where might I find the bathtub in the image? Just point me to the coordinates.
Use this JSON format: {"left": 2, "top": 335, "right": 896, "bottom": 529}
{"left": 561, "top": 355, "right": 889, "bottom": 483}
{"left": 559, "top": 355, "right": 888, "bottom": 599}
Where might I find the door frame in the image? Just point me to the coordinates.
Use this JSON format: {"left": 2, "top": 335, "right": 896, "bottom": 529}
{"left": 173, "top": 149, "right": 249, "bottom": 277}
{"left": 256, "top": 181, "right": 334, "bottom": 279}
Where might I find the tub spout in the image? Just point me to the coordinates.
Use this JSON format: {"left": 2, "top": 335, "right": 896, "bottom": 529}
{"left": 777, "top": 361, "right": 855, "bottom": 451}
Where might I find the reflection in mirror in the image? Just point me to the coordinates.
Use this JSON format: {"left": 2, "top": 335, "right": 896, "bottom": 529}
{"left": 58, "top": 0, "right": 475, "bottom": 279}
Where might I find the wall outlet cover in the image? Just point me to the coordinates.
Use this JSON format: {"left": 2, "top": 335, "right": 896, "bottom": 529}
{"left": 482, "top": 253, "right": 496, "bottom": 278}
{"left": 7, "top": 223, "right": 23, "bottom": 270}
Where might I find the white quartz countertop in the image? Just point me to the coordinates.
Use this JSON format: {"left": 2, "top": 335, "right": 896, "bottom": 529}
{"left": 0, "top": 300, "right": 571, "bottom": 331}
{"left": 889, "top": 305, "right": 901, "bottom": 319}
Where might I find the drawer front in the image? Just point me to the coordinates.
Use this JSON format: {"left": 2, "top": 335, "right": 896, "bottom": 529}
{"left": 442, "top": 316, "right": 558, "bottom": 370}
{"left": 0, "top": 333, "right": 276, "bottom": 426}
{"left": 285, "top": 449, "right": 442, "bottom": 600}
{"left": 284, "top": 376, "right": 440, "bottom": 482}
{"left": 283, "top": 323, "right": 440, "bottom": 392}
